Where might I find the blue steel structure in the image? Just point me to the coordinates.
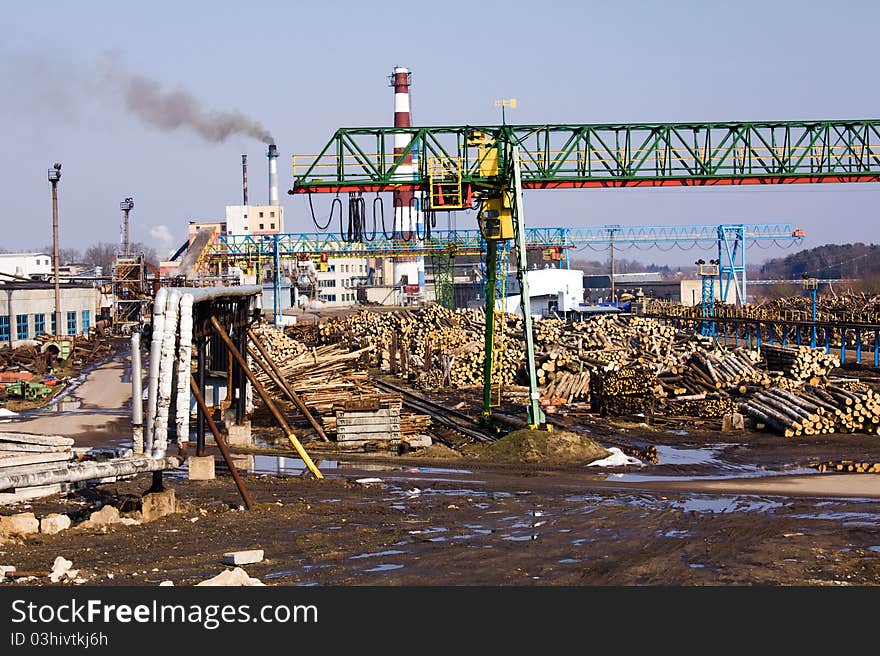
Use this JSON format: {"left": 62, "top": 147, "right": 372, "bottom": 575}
{"left": 204, "top": 222, "right": 803, "bottom": 316}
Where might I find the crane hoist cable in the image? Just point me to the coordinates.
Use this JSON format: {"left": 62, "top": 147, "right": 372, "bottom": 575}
{"left": 308, "top": 192, "right": 342, "bottom": 231}
{"left": 344, "top": 192, "right": 367, "bottom": 242}
{"left": 393, "top": 196, "right": 416, "bottom": 242}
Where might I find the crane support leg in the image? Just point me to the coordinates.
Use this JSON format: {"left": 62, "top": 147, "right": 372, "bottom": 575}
{"left": 511, "top": 146, "right": 545, "bottom": 428}
{"left": 481, "top": 239, "right": 498, "bottom": 418}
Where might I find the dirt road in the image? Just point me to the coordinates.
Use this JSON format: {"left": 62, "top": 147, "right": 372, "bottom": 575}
{"left": 1, "top": 352, "right": 134, "bottom": 448}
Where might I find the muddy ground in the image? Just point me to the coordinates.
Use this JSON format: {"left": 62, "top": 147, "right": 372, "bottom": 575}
{"left": 2, "top": 438, "right": 880, "bottom": 586}
{"left": 2, "top": 352, "right": 880, "bottom": 586}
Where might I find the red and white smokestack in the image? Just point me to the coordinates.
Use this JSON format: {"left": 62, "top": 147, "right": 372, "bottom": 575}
{"left": 268, "top": 143, "right": 279, "bottom": 205}
{"left": 390, "top": 66, "right": 423, "bottom": 295}
{"left": 391, "top": 66, "right": 414, "bottom": 209}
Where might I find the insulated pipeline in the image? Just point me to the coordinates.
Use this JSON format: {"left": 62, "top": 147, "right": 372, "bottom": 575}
{"left": 144, "top": 287, "right": 168, "bottom": 455}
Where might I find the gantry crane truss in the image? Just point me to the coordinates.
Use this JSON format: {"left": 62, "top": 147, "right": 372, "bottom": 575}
{"left": 204, "top": 222, "right": 803, "bottom": 306}
{"left": 288, "top": 118, "right": 880, "bottom": 427}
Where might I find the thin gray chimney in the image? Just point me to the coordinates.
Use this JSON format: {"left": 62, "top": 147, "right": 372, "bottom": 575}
{"left": 267, "top": 144, "right": 278, "bottom": 205}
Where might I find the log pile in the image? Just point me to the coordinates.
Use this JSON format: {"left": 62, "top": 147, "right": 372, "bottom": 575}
{"left": 814, "top": 460, "right": 880, "bottom": 473}
{"left": 656, "top": 348, "right": 767, "bottom": 397}
{"left": 660, "top": 396, "right": 738, "bottom": 418}
{"left": 739, "top": 382, "right": 880, "bottom": 437}
{"left": 250, "top": 325, "right": 432, "bottom": 444}
{"left": 250, "top": 323, "right": 308, "bottom": 361}
{"left": 761, "top": 344, "right": 840, "bottom": 383}
{"left": 285, "top": 306, "right": 880, "bottom": 437}
{"left": 591, "top": 367, "right": 657, "bottom": 416}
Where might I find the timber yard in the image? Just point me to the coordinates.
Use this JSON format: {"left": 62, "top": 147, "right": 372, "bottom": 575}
{"left": 3, "top": 65, "right": 880, "bottom": 589}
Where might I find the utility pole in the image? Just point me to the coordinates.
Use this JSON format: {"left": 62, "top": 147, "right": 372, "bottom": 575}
{"left": 48, "top": 163, "right": 62, "bottom": 336}
{"left": 120, "top": 197, "right": 134, "bottom": 256}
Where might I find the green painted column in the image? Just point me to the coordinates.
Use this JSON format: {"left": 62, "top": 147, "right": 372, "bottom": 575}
{"left": 511, "top": 146, "right": 545, "bottom": 428}
{"left": 481, "top": 238, "right": 498, "bottom": 417}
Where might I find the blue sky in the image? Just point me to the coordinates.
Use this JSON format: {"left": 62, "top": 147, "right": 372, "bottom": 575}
{"left": 2, "top": 1, "right": 878, "bottom": 265}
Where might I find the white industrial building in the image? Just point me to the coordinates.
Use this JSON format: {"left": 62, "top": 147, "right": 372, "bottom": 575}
{"left": 504, "top": 268, "right": 585, "bottom": 317}
{"left": 225, "top": 204, "right": 285, "bottom": 235}
{"left": 0, "top": 253, "right": 53, "bottom": 281}
{"left": 0, "top": 283, "right": 100, "bottom": 347}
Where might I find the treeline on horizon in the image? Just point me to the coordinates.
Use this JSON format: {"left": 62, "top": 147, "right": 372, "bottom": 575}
{"left": 758, "top": 243, "right": 880, "bottom": 281}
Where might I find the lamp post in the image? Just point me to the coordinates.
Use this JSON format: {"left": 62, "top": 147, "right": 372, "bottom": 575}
{"left": 120, "top": 197, "right": 134, "bottom": 256}
{"left": 48, "top": 162, "right": 62, "bottom": 336}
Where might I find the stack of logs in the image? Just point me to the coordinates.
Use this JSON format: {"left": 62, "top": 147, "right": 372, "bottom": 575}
{"left": 591, "top": 367, "right": 657, "bottom": 416}
{"left": 814, "top": 460, "right": 880, "bottom": 473}
{"left": 738, "top": 381, "right": 880, "bottom": 437}
{"left": 310, "top": 306, "right": 880, "bottom": 437}
{"left": 249, "top": 325, "right": 431, "bottom": 442}
{"left": 761, "top": 344, "right": 840, "bottom": 383}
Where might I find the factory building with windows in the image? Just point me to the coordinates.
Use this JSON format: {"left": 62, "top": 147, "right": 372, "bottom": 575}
{"left": 0, "top": 282, "right": 100, "bottom": 347}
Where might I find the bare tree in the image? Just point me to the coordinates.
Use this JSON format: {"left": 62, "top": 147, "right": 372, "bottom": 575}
{"left": 40, "top": 245, "right": 81, "bottom": 264}
{"left": 82, "top": 241, "right": 158, "bottom": 271}
{"left": 82, "top": 243, "right": 119, "bottom": 272}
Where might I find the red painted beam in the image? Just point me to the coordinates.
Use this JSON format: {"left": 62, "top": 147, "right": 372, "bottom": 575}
{"left": 523, "top": 174, "right": 880, "bottom": 190}
{"left": 290, "top": 173, "right": 880, "bottom": 194}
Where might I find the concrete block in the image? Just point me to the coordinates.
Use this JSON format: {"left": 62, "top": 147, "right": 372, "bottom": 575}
{"left": 188, "top": 455, "right": 216, "bottom": 481}
{"left": 0, "top": 565, "right": 16, "bottom": 577}
{"left": 722, "top": 412, "right": 745, "bottom": 433}
{"left": 221, "top": 549, "right": 264, "bottom": 566}
{"left": 0, "top": 512, "right": 39, "bottom": 537}
{"left": 40, "top": 513, "right": 72, "bottom": 535}
{"left": 225, "top": 420, "right": 252, "bottom": 447}
{"left": 141, "top": 489, "right": 177, "bottom": 522}
{"left": 82, "top": 505, "right": 120, "bottom": 528}
{"left": 403, "top": 435, "right": 433, "bottom": 449}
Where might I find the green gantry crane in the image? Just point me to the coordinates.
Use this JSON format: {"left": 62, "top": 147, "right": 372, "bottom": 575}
{"left": 289, "top": 119, "right": 880, "bottom": 429}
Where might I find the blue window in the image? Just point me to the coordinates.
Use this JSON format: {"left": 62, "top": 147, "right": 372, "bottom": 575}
{"left": 67, "top": 311, "right": 77, "bottom": 335}
{"left": 82, "top": 310, "right": 91, "bottom": 333}
{"left": 34, "top": 314, "right": 45, "bottom": 336}
{"left": 16, "top": 314, "right": 28, "bottom": 340}
{"left": 51, "top": 313, "right": 57, "bottom": 335}
{"left": 0, "top": 316, "right": 9, "bottom": 342}
{"left": 325, "top": 294, "right": 336, "bottom": 302}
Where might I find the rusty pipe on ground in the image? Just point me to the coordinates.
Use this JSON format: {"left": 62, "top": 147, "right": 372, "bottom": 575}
{"left": 210, "top": 316, "right": 323, "bottom": 479}
{"left": 247, "top": 328, "right": 329, "bottom": 442}
{"left": 189, "top": 375, "right": 253, "bottom": 510}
